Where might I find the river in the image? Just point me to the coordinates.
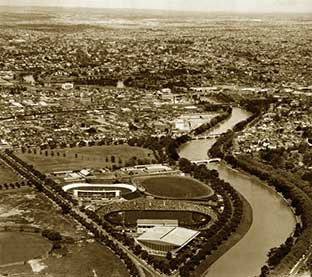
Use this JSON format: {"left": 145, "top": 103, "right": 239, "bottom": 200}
{"left": 179, "top": 107, "right": 296, "bottom": 277}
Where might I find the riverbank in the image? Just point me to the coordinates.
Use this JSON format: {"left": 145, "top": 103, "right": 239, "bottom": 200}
{"left": 224, "top": 161, "right": 299, "bottom": 223}
{"left": 193, "top": 107, "right": 232, "bottom": 136}
{"left": 223, "top": 155, "right": 311, "bottom": 276}
{"left": 193, "top": 191, "right": 253, "bottom": 276}
{"left": 179, "top": 106, "right": 296, "bottom": 277}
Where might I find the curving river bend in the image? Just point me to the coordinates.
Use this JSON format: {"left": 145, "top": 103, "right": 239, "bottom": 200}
{"left": 179, "top": 107, "right": 296, "bottom": 277}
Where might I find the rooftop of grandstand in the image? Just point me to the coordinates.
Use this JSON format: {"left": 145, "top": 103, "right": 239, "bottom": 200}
{"left": 137, "top": 219, "right": 178, "bottom": 226}
{"left": 62, "top": 183, "right": 137, "bottom": 193}
{"left": 137, "top": 226, "right": 199, "bottom": 247}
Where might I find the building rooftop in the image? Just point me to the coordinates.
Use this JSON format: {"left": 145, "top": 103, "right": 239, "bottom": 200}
{"left": 137, "top": 226, "right": 199, "bottom": 247}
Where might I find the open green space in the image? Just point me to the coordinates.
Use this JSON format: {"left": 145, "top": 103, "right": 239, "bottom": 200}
{"left": 105, "top": 210, "right": 210, "bottom": 228}
{"left": 0, "top": 241, "right": 130, "bottom": 277}
{"left": 138, "top": 176, "right": 213, "bottom": 199}
{"left": 43, "top": 241, "right": 130, "bottom": 277}
{"left": 0, "top": 189, "right": 85, "bottom": 239}
{"left": 0, "top": 189, "right": 130, "bottom": 276}
{"left": 0, "top": 162, "right": 21, "bottom": 184}
{"left": 0, "top": 232, "right": 51, "bottom": 266}
{"left": 16, "top": 145, "right": 154, "bottom": 173}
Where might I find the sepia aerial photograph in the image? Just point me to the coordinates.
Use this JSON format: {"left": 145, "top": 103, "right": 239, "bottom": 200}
{"left": 0, "top": 0, "right": 311, "bottom": 276}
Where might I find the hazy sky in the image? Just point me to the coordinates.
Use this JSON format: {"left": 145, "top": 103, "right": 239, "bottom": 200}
{"left": 1, "top": 0, "right": 312, "bottom": 12}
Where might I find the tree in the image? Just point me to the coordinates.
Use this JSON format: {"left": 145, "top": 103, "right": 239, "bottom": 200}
{"left": 166, "top": 251, "right": 172, "bottom": 260}
{"left": 141, "top": 250, "right": 149, "bottom": 260}
{"left": 260, "top": 265, "right": 270, "bottom": 277}
{"left": 302, "top": 170, "right": 312, "bottom": 184}
{"left": 51, "top": 241, "right": 62, "bottom": 251}
{"left": 179, "top": 158, "right": 193, "bottom": 173}
{"left": 42, "top": 229, "right": 62, "bottom": 241}
{"left": 78, "top": 140, "right": 87, "bottom": 147}
{"left": 134, "top": 244, "right": 142, "bottom": 255}
{"left": 111, "top": 156, "right": 115, "bottom": 163}
{"left": 61, "top": 205, "right": 71, "bottom": 215}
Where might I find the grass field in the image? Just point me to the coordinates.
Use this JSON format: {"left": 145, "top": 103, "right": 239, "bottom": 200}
{"left": 17, "top": 145, "right": 154, "bottom": 173}
{"left": 0, "top": 232, "right": 51, "bottom": 266}
{"left": 0, "top": 161, "right": 21, "bottom": 184}
{"left": 0, "top": 240, "right": 130, "bottom": 277}
{"left": 138, "top": 176, "right": 213, "bottom": 198}
{"left": 0, "top": 189, "right": 129, "bottom": 276}
{"left": 0, "top": 189, "right": 85, "bottom": 239}
{"left": 42, "top": 241, "right": 130, "bottom": 277}
{"left": 106, "top": 210, "right": 210, "bottom": 228}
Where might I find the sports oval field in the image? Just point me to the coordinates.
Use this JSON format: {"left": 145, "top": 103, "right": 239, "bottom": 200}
{"left": 105, "top": 210, "right": 210, "bottom": 228}
{"left": 138, "top": 176, "right": 213, "bottom": 199}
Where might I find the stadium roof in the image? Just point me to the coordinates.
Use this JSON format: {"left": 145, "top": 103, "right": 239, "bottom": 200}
{"left": 137, "top": 226, "right": 199, "bottom": 247}
{"left": 137, "top": 219, "right": 178, "bottom": 225}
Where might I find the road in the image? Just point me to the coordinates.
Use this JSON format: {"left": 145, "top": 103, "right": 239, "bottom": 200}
{"left": 288, "top": 250, "right": 312, "bottom": 276}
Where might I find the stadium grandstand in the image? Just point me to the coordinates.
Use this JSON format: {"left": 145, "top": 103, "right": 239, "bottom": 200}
{"left": 137, "top": 219, "right": 178, "bottom": 234}
{"left": 135, "top": 226, "right": 199, "bottom": 257}
{"left": 62, "top": 183, "right": 137, "bottom": 201}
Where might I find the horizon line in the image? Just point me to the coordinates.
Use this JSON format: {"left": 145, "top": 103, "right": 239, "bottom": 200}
{"left": 1, "top": 5, "right": 312, "bottom": 14}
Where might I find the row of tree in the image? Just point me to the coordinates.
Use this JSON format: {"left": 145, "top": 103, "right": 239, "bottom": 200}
{"left": 224, "top": 154, "right": 312, "bottom": 276}
{"left": 3, "top": 139, "right": 241, "bottom": 276}
{"left": 127, "top": 134, "right": 191, "bottom": 164}
{"left": 193, "top": 107, "right": 232, "bottom": 136}
{"left": 205, "top": 97, "right": 312, "bottom": 275}
{"left": 208, "top": 100, "right": 264, "bottom": 159}
{"left": 5, "top": 149, "right": 180, "bottom": 275}
{"left": 198, "top": 101, "right": 230, "bottom": 112}
{"left": 0, "top": 181, "right": 28, "bottom": 190}
{"left": 177, "top": 158, "right": 244, "bottom": 276}
{"left": 1, "top": 150, "right": 140, "bottom": 277}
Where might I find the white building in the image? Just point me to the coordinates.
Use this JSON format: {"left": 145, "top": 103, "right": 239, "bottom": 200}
{"left": 121, "top": 164, "right": 173, "bottom": 175}
{"left": 136, "top": 226, "right": 199, "bottom": 256}
{"left": 61, "top": 83, "right": 74, "bottom": 90}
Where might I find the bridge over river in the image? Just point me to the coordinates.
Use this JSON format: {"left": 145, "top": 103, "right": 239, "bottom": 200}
{"left": 191, "top": 158, "right": 222, "bottom": 165}
{"left": 191, "top": 133, "right": 222, "bottom": 140}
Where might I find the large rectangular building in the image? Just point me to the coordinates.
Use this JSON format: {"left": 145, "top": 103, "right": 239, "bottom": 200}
{"left": 136, "top": 226, "right": 199, "bottom": 257}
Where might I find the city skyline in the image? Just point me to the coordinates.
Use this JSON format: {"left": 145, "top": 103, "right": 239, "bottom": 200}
{"left": 1, "top": 0, "right": 312, "bottom": 12}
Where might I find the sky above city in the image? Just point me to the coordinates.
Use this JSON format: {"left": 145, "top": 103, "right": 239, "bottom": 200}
{"left": 1, "top": 0, "right": 312, "bottom": 12}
